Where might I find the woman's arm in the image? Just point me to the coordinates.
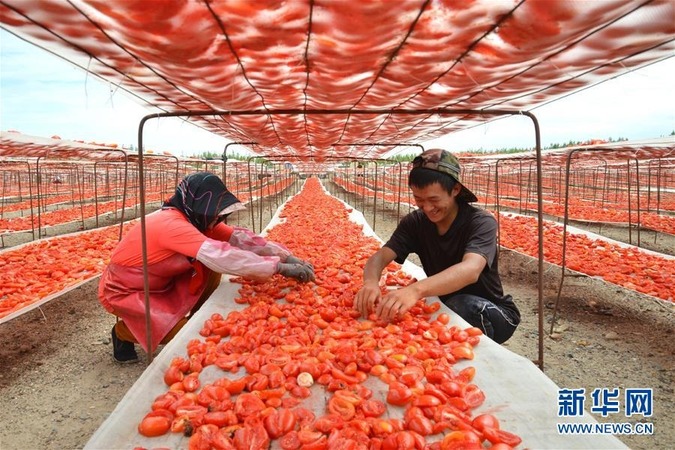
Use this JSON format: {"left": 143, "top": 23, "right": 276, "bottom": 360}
{"left": 196, "top": 238, "right": 280, "bottom": 278}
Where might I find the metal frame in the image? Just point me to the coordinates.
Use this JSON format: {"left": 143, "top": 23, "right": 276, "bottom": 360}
{"left": 136, "top": 108, "right": 545, "bottom": 369}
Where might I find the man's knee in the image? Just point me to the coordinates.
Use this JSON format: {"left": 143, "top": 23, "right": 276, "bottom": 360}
{"left": 443, "top": 294, "right": 518, "bottom": 343}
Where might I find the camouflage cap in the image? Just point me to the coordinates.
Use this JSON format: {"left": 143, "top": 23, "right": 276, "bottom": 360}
{"left": 411, "top": 148, "right": 478, "bottom": 202}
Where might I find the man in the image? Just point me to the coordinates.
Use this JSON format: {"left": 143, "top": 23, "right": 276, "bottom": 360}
{"left": 354, "top": 149, "right": 519, "bottom": 343}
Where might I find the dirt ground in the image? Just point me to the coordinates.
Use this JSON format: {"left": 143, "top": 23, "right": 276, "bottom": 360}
{"left": 0, "top": 183, "right": 673, "bottom": 450}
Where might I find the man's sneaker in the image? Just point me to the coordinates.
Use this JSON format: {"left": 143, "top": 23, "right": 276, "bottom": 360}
{"left": 111, "top": 326, "right": 139, "bottom": 364}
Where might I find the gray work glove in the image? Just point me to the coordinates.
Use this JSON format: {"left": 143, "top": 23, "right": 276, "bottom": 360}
{"left": 286, "top": 255, "right": 315, "bottom": 271}
{"left": 277, "top": 262, "right": 315, "bottom": 283}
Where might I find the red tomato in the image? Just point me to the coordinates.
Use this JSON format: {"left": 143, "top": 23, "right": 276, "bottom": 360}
{"left": 472, "top": 413, "right": 500, "bottom": 432}
{"left": 219, "top": 377, "right": 247, "bottom": 395}
{"left": 440, "top": 430, "right": 482, "bottom": 450}
{"left": 297, "top": 429, "right": 328, "bottom": 448}
{"left": 263, "top": 407, "right": 297, "bottom": 439}
{"left": 233, "top": 418, "right": 271, "bottom": 450}
{"left": 423, "top": 302, "right": 441, "bottom": 313}
{"left": 406, "top": 414, "right": 433, "bottom": 436}
{"left": 182, "top": 372, "right": 201, "bottom": 392}
{"left": 463, "top": 384, "right": 486, "bottom": 409}
{"left": 450, "top": 345, "right": 474, "bottom": 360}
{"left": 381, "top": 430, "right": 421, "bottom": 450}
{"left": 203, "top": 410, "right": 233, "bottom": 427}
{"left": 399, "top": 365, "right": 424, "bottom": 387}
{"left": 483, "top": 427, "right": 523, "bottom": 447}
{"left": 412, "top": 394, "right": 441, "bottom": 407}
{"left": 314, "top": 413, "right": 346, "bottom": 433}
{"left": 386, "top": 381, "right": 413, "bottom": 406}
{"left": 138, "top": 412, "right": 171, "bottom": 437}
{"left": 328, "top": 395, "right": 356, "bottom": 421}
{"left": 163, "top": 365, "right": 184, "bottom": 386}
{"left": 234, "top": 393, "right": 266, "bottom": 420}
{"left": 360, "top": 399, "right": 386, "bottom": 417}
{"left": 457, "top": 366, "right": 476, "bottom": 383}
{"left": 279, "top": 430, "right": 301, "bottom": 450}
{"left": 293, "top": 407, "right": 316, "bottom": 428}
{"left": 437, "top": 313, "right": 451, "bottom": 325}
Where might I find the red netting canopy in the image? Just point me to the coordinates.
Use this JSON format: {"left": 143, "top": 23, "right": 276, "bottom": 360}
{"left": 1, "top": 0, "right": 673, "bottom": 158}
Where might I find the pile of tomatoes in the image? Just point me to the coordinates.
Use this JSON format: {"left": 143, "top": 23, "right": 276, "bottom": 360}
{"left": 136, "top": 178, "right": 522, "bottom": 449}
{"left": 0, "top": 222, "right": 134, "bottom": 319}
{"left": 499, "top": 213, "right": 674, "bottom": 302}
{"left": 0, "top": 192, "right": 164, "bottom": 233}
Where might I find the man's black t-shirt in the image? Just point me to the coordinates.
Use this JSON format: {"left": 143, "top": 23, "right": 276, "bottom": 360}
{"left": 384, "top": 203, "right": 520, "bottom": 321}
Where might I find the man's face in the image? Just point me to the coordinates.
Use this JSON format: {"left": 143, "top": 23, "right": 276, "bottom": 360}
{"left": 410, "top": 182, "right": 461, "bottom": 225}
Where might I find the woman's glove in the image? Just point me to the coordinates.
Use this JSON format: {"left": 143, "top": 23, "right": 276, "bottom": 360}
{"left": 277, "top": 262, "right": 315, "bottom": 282}
{"left": 286, "top": 255, "right": 314, "bottom": 271}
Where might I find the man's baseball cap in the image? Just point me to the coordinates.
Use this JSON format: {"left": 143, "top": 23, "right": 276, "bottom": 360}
{"left": 411, "top": 148, "right": 478, "bottom": 202}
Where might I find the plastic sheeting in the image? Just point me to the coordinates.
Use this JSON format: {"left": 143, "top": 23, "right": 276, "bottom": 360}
{"left": 1, "top": 1, "right": 673, "bottom": 158}
{"left": 85, "top": 188, "right": 626, "bottom": 450}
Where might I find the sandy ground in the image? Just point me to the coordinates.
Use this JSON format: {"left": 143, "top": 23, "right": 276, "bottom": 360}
{"left": 0, "top": 183, "right": 673, "bottom": 450}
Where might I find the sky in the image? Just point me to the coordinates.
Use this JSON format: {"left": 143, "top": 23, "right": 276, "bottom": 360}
{"left": 1, "top": 28, "right": 674, "bottom": 158}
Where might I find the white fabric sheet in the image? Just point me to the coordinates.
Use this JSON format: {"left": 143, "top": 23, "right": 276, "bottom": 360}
{"left": 85, "top": 186, "right": 628, "bottom": 450}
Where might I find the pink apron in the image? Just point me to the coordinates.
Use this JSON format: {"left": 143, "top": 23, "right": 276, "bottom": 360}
{"left": 98, "top": 254, "right": 207, "bottom": 352}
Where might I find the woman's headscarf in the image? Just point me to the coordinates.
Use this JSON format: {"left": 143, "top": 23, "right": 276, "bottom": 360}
{"left": 163, "top": 172, "right": 241, "bottom": 232}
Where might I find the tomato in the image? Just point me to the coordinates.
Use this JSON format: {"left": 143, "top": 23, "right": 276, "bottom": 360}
{"left": 483, "top": 427, "right": 523, "bottom": 447}
{"left": 465, "top": 327, "right": 483, "bottom": 337}
{"left": 450, "top": 345, "right": 474, "bottom": 360}
{"left": 203, "top": 410, "right": 234, "bottom": 427}
{"left": 182, "top": 372, "right": 201, "bottom": 392}
{"left": 440, "top": 380, "right": 462, "bottom": 397}
{"left": 381, "top": 430, "right": 422, "bottom": 450}
{"left": 360, "top": 399, "right": 386, "bottom": 417}
{"left": 320, "top": 308, "right": 338, "bottom": 322}
{"left": 246, "top": 373, "right": 269, "bottom": 391}
{"left": 423, "top": 383, "right": 449, "bottom": 404}
{"left": 233, "top": 418, "right": 271, "bottom": 450}
{"left": 472, "top": 413, "right": 500, "bottom": 432}
{"left": 314, "top": 413, "right": 346, "bottom": 433}
{"left": 399, "top": 365, "right": 424, "bottom": 387}
{"left": 437, "top": 313, "right": 451, "bottom": 325}
{"left": 422, "top": 302, "right": 441, "bottom": 313}
{"left": 412, "top": 394, "right": 441, "bottom": 407}
{"left": 197, "top": 385, "right": 231, "bottom": 410}
{"left": 440, "top": 430, "right": 482, "bottom": 449}
{"left": 406, "top": 414, "right": 433, "bottom": 436}
{"left": 234, "top": 393, "right": 266, "bottom": 420}
{"left": 138, "top": 411, "right": 172, "bottom": 437}
{"left": 363, "top": 348, "right": 384, "bottom": 367}
{"left": 290, "top": 385, "right": 312, "bottom": 399}
{"left": 151, "top": 391, "right": 181, "bottom": 411}
{"left": 457, "top": 366, "right": 476, "bottom": 383}
{"left": 488, "top": 444, "right": 515, "bottom": 450}
{"left": 463, "top": 384, "right": 486, "bottom": 408}
{"left": 164, "top": 365, "right": 185, "bottom": 386}
{"left": 279, "top": 430, "right": 301, "bottom": 450}
{"left": 386, "top": 381, "right": 413, "bottom": 406}
{"left": 293, "top": 407, "right": 316, "bottom": 428}
{"left": 328, "top": 395, "right": 356, "bottom": 421}
{"left": 263, "top": 407, "right": 297, "bottom": 439}
{"left": 218, "top": 377, "right": 247, "bottom": 395}
{"left": 298, "top": 429, "right": 328, "bottom": 448}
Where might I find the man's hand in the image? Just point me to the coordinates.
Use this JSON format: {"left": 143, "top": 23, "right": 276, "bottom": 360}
{"left": 277, "top": 262, "right": 315, "bottom": 282}
{"left": 354, "top": 280, "right": 381, "bottom": 319}
{"left": 375, "top": 286, "right": 419, "bottom": 322}
{"left": 286, "top": 255, "right": 314, "bottom": 271}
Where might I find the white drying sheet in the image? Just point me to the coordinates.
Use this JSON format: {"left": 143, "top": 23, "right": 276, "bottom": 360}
{"left": 85, "top": 188, "right": 627, "bottom": 450}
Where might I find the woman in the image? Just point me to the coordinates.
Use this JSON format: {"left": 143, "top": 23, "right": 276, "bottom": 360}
{"left": 99, "top": 172, "right": 314, "bottom": 363}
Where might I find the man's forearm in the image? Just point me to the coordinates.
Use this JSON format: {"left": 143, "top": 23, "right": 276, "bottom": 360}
{"left": 362, "top": 252, "right": 390, "bottom": 284}
{"left": 408, "top": 262, "right": 479, "bottom": 300}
